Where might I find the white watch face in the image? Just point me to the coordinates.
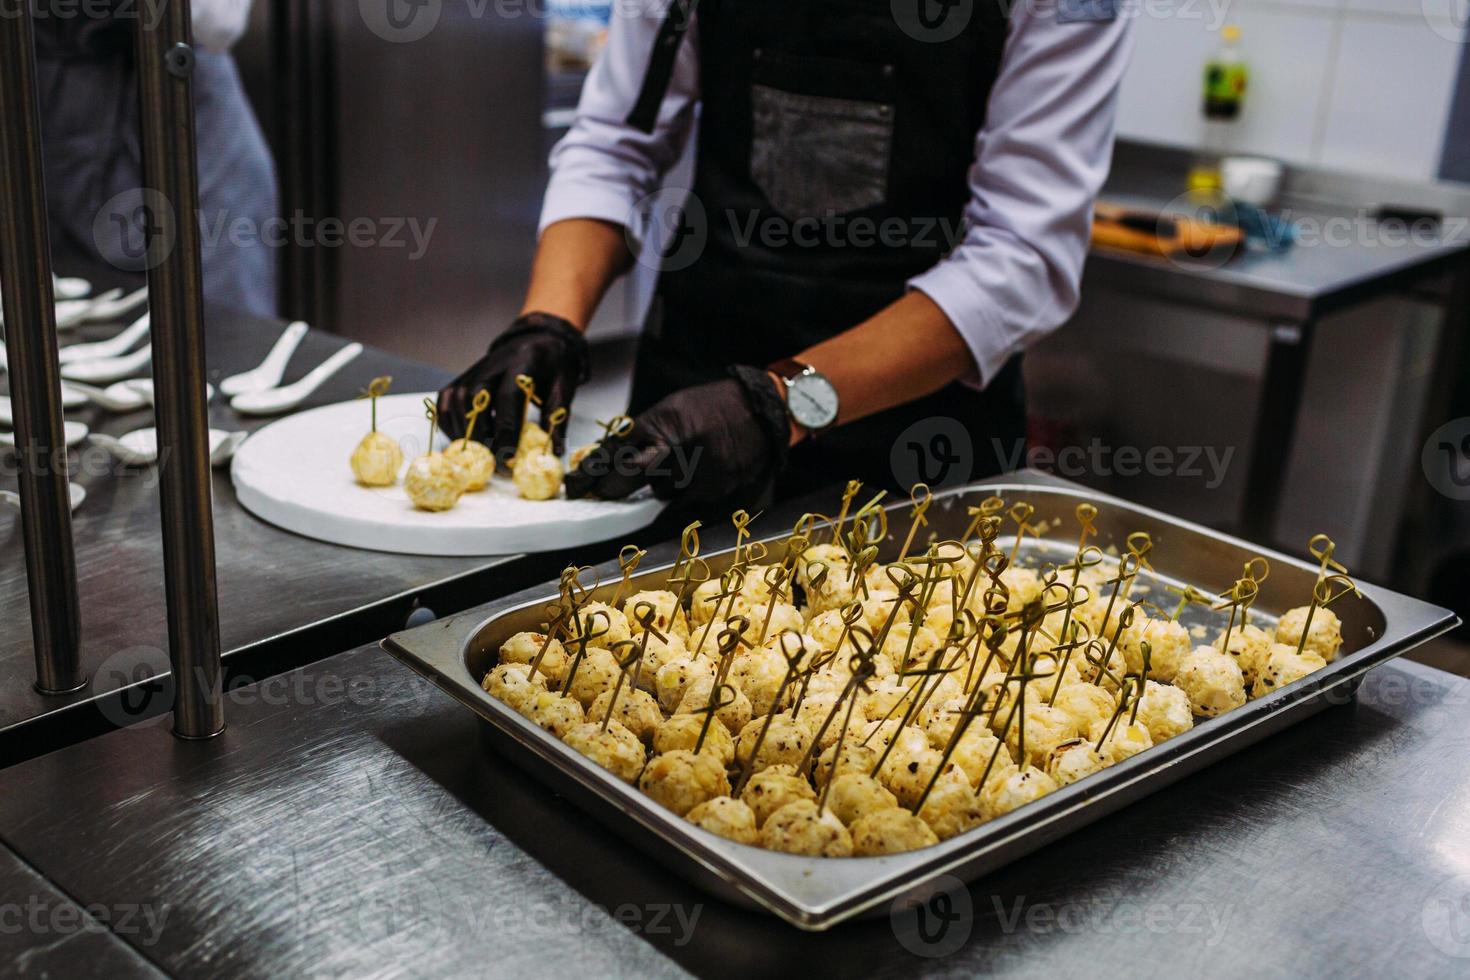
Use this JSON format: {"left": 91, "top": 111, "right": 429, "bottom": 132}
{"left": 787, "top": 371, "right": 840, "bottom": 430}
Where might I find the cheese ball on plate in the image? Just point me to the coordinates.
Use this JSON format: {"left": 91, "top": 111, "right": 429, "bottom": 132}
{"left": 1274, "top": 606, "right": 1344, "bottom": 661}
{"left": 1118, "top": 617, "right": 1192, "bottom": 683}
{"left": 740, "top": 764, "right": 816, "bottom": 828}
{"left": 685, "top": 796, "right": 759, "bottom": 845}
{"left": 728, "top": 648, "right": 793, "bottom": 717}
{"left": 587, "top": 688, "right": 664, "bottom": 746}
{"left": 917, "top": 765, "right": 985, "bottom": 840}
{"left": 942, "top": 726, "right": 1013, "bottom": 789}
{"left": 568, "top": 602, "right": 632, "bottom": 648}
{"left": 813, "top": 739, "right": 882, "bottom": 789}
{"left": 1213, "top": 623, "right": 1273, "bottom": 687}
{"left": 404, "top": 453, "right": 463, "bottom": 511}
{"left": 882, "top": 623, "right": 943, "bottom": 673}
{"left": 563, "top": 720, "right": 646, "bottom": 783}
{"left": 760, "top": 800, "right": 853, "bottom": 857}
{"left": 639, "top": 749, "right": 731, "bottom": 817}
{"left": 1049, "top": 682, "right": 1116, "bottom": 735}
{"left": 1047, "top": 738, "right": 1110, "bottom": 786}
{"left": 735, "top": 713, "right": 811, "bottom": 772}
{"left": 1132, "top": 680, "right": 1194, "bottom": 743}
{"left": 674, "top": 676, "right": 753, "bottom": 736}
{"left": 1001, "top": 704, "right": 1080, "bottom": 769}
{"left": 624, "top": 590, "right": 690, "bottom": 640}
{"left": 1253, "top": 643, "right": 1328, "bottom": 696}
{"left": 654, "top": 657, "right": 715, "bottom": 713}
{"left": 794, "top": 693, "right": 868, "bottom": 750}
{"left": 481, "top": 663, "right": 546, "bottom": 713}
{"left": 444, "top": 438, "right": 494, "bottom": 492}
{"left": 883, "top": 748, "right": 947, "bottom": 809}
{"left": 350, "top": 430, "right": 403, "bottom": 487}
{"left": 497, "top": 631, "right": 569, "bottom": 685}
{"left": 561, "top": 647, "right": 623, "bottom": 709}
{"left": 511, "top": 420, "right": 551, "bottom": 468}
{"left": 851, "top": 807, "right": 940, "bottom": 856}
{"left": 1173, "top": 647, "right": 1247, "bottom": 718}
{"left": 525, "top": 690, "right": 585, "bottom": 739}
{"left": 652, "top": 712, "right": 736, "bottom": 766}
{"left": 513, "top": 450, "right": 563, "bottom": 500}
{"left": 980, "top": 766, "right": 1059, "bottom": 819}
{"left": 824, "top": 772, "right": 898, "bottom": 826}
{"left": 998, "top": 567, "right": 1044, "bottom": 613}
{"left": 628, "top": 631, "right": 689, "bottom": 692}
{"left": 1088, "top": 718, "right": 1155, "bottom": 765}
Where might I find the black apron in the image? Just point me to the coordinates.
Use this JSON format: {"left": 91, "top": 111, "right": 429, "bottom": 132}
{"left": 629, "top": 0, "right": 1026, "bottom": 502}
{"left": 34, "top": 9, "right": 278, "bottom": 316}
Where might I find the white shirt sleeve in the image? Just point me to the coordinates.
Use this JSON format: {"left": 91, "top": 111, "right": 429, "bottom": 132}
{"left": 907, "top": 4, "right": 1135, "bottom": 387}
{"left": 192, "top": 0, "right": 253, "bottom": 51}
{"left": 538, "top": 6, "right": 701, "bottom": 238}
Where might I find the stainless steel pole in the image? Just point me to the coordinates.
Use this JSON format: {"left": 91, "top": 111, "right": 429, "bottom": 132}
{"left": 134, "top": 0, "right": 225, "bottom": 739}
{"left": 0, "top": 4, "right": 86, "bottom": 695}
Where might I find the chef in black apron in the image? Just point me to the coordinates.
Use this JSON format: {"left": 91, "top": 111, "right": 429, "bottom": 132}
{"left": 439, "top": 0, "right": 1133, "bottom": 507}
{"left": 35, "top": 0, "right": 278, "bottom": 316}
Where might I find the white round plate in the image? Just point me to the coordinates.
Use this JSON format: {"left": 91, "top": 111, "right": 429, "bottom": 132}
{"left": 231, "top": 392, "right": 665, "bottom": 556}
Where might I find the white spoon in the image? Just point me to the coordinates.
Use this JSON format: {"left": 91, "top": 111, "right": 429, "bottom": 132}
{"left": 59, "top": 384, "right": 90, "bottom": 409}
{"left": 229, "top": 342, "right": 363, "bottom": 416}
{"left": 0, "top": 420, "right": 90, "bottom": 449}
{"left": 90, "top": 426, "right": 243, "bottom": 467}
{"left": 0, "top": 482, "right": 86, "bottom": 513}
{"left": 219, "top": 321, "right": 309, "bottom": 396}
{"left": 59, "top": 344, "right": 152, "bottom": 384}
{"left": 57, "top": 313, "right": 150, "bottom": 363}
{"left": 54, "top": 381, "right": 144, "bottom": 412}
{"left": 52, "top": 288, "right": 123, "bottom": 330}
{"left": 71, "top": 284, "right": 148, "bottom": 327}
{"left": 53, "top": 277, "right": 91, "bottom": 300}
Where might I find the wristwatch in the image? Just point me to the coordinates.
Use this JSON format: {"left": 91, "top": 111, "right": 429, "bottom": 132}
{"left": 768, "top": 358, "right": 840, "bottom": 437}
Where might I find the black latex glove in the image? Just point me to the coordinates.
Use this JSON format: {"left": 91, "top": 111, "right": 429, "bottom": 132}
{"left": 566, "top": 365, "right": 792, "bottom": 503}
{"left": 436, "top": 312, "right": 590, "bottom": 461}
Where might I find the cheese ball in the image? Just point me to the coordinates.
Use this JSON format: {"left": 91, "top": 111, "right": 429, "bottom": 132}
{"left": 1275, "top": 606, "right": 1344, "bottom": 662}
{"left": 1047, "top": 738, "right": 1110, "bottom": 786}
{"left": 639, "top": 749, "right": 731, "bottom": 817}
{"left": 675, "top": 676, "right": 753, "bottom": 736}
{"left": 735, "top": 713, "right": 811, "bottom": 773}
{"left": 1119, "top": 617, "right": 1192, "bottom": 683}
{"left": 561, "top": 647, "right": 622, "bottom": 709}
{"left": 481, "top": 662, "right": 546, "bottom": 713}
{"left": 1173, "top": 647, "right": 1247, "bottom": 718}
{"left": 824, "top": 773, "right": 898, "bottom": 827}
{"left": 803, "top": 568, "right": 859, "bottom": 616}
{"left": 689, "top": 578, "right": 753, "bottom": 627}
{"left": 920, "top": 696, "right": 973, "bottom": 749}
{"left": 513, "top": 450, "right": 563, "bottom": 500}
{"left": 1213, "top": 623, "right": 1273, "bottom": 687}
{"left": 999, "top": 567, "right": 1044, "bottom": 613}
{"left": 1049, "top": 682, "right": 1116, "bottom": 735}
{"left": 871, "top": 725, "right": 933, "bottom": 783}
{"left": 652, "top": 713, "right": 736, "bottom": 766}
{"left": 568, "top": 602, "right": 632, "bottom": 648}
{"left": 444, "top": 438, "right": 494, "bottom": 492}
{"left": 1001, "top": 704, "right": 1079, "bottom": 769}
{"left": 624, "top": 590, "right": 690, "bottom": 640}
{"left": 525, "top": 690, "right": 585, "bottom": 739}
{"left": 750, "top": 602, "right": 806, "bottom": 643}
{"left": 498, "top": 631, "right": 569, "bottom": 685}
{"left": 1089, "top": 718, "right": 1155, "bottom": 765}
{"left": 760, "top": 800, "right": 853, "bottom": 857}
{"left": 654, "top": 657, "right": 715, "bottom": 713}
{"left": 1132, "top": 680, "right": 1194, "bottom": 743}
{"left": 739, "top": 764, "right": 816, "bottom": 828}
{"left": 882, "top": 623, "right": 943, "bottom": 673}
{"left": 512, "top": 420, "right": 551, "bottom": 468}
{"left": 1254, "top": 643, "right": 1328, "bottom": 696}
{"left": 851, "top": 807, "right": 940, "bottom": 855}
{"left": 813, "top": 739, "right": 882, "bottom": 789}
{"left": 350, "top": 430, "right": 404, "bottom": 487}
{"left": 942, "top": 726, "right": 1014, "bottom": 789}
{"left": 794, "top": 693, "right": 868, "bottom": 750}
{"left": 685, "top": 796, "right": 759, "bottom": 845}
{"left": 858, "top": 591, "right": 910, "bottom": 633}
{"left": 563, "top": 720, "right": 646, "bottom": 783}
{"left": 587, "top": 688, "right": 664, "bottom": 746}
{"left": 728, "top": 648, "right": 793, "bottom": 717}
{"left": 917, "top": 766, "right": 985, "bottom": 840}
{"left": 861, "top": 679, "right": 918, "bottom": 722}
{"left": 796, "top": 544, "right": 851, "bottom": 588}
{"left": 404, "top": 453, "right": 463, "bottom": 511}
{"left": 883, "top": 749, "right": 948, "bottom": 809}
{"left": 1079, "top": 641, "right": 1129, "bottom": 693}
{"left": 980, "top": 766, "right": 1058, "bottom": 819}
{"left": 627, "top": 631, "right": 689, "bottom": 693}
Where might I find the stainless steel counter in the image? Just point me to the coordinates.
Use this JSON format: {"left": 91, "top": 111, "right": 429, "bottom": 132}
{"left": 0, "top": 638, "right": 1466, "bottom": 978}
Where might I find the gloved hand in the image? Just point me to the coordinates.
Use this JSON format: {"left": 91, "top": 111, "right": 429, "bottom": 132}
{"left": 566, "top": 366, "right": 792, "bottom": 503}
{"left": 436, "top": 312, "right": 590, "bottom": 461}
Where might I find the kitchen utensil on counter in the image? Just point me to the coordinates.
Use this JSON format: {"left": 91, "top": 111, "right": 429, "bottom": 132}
{"left": 228, "top": 342, "right": 363, "bottom": 416}
{"left": 59, "top": 344, "right": 152, "bottom": 384}
{"left": 1092, "top": 201, "right": 1244, "bottom": 259}
{"left": 61, "top": 378, "right": 214, "bottom": 413}
{"left": 56, "top": 313, "right": 150, "bottom": 364}
{"left": 60, "top": 284, "right": 148, "bottom": 328}
{"left": 91, "top": 426, "right": 245, "bottom": 467}
{"left": 52, "top": 276, "right": 91, "bottom": 300}
{"left": 219, "top": 321, "right": 309, "bottom": 396}
{"left": 0, "top": 419, "right": 90, "bottom": 449}
{"left": 1221, "top": 156, "right": 1284, "bottom": 207}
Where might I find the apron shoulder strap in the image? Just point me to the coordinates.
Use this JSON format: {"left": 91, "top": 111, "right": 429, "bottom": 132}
{"left": 625, "top": 0, "right": 697, "bottom": 134}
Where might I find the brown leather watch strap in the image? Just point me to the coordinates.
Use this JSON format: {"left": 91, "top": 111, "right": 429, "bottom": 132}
{"left": 768, "top": 357, "right": 809, "bottom": 381}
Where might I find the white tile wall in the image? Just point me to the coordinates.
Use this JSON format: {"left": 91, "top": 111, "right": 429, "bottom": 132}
{"left": 1115, "top": 0, "right": 1468, "bottom": 181}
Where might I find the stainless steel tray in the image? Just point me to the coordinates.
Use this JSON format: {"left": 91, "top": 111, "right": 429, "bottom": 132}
{"left": 382, "top": 470, "right": 1458, "bottom": 930}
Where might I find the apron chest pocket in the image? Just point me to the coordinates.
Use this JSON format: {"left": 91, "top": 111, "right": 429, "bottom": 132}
{"left": 748, "top": 54, "right": 895, "bottom": 221}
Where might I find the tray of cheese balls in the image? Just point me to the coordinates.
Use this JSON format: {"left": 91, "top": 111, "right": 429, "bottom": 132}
{"left": 381, "top": 470, "right": 1456, "bottom": 929}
